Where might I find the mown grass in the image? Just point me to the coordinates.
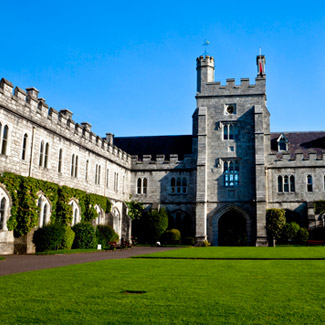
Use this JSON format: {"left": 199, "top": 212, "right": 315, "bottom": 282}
{"left": 0, "top": 255, "right": 324, "bottom": 324}
{"left": 135, "top": 246, "right": 325, "bottom": 259}
{"left": 35, "top": 248, "right": 99, "bottom": 255}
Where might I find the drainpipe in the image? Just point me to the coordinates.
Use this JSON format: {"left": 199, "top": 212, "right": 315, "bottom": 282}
{"left": 29, "top": 126, "right": 36, "bottom": 177}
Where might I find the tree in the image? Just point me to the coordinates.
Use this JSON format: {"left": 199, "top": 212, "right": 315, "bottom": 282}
{"left": 266, "top": 209, "right": 286, "bottom": 242}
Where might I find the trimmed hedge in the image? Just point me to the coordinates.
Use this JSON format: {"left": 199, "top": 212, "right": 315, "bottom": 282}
{"left": 162, "top": 229, "right": 181, "bottom": 245}
{"left": 72, "top": 222, "right": 97, "bottom": 249}
{"left": 61, "top": 227, "right": 75, "bottom": 249}
{"left": 33, "top": 224, "right": 66, "bottom": 252}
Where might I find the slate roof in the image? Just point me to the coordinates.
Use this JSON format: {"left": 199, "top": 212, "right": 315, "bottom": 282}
{"left": 271, "top": 132, "right": 325, "bottom": 155}
{"left": 113, "top": 135, "right": 193, "bottom": 160}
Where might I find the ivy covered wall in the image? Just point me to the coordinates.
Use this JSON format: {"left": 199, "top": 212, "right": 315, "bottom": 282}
{"left": 0, "top": 172, "right": 112, "bottom": 237}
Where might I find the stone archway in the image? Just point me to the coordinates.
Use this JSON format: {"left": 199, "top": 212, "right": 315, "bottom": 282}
{"left": 212, "top": 205, "right": 252, "bottom": 246}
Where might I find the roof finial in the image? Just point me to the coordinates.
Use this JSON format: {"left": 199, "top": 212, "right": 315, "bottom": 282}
{"left": 202, "top": 40, "right": 210, "bottom": 56}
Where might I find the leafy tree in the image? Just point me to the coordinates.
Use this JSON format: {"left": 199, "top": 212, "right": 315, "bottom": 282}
{"left": 281, "top": 222, "right": 300, "bottom": 243}
{"left": 126, "top": 201, "right": 144, "bottom": 220}
{"left": 96, "top": 225, "right": 119, "bottom": 247}
{"left": 72, "top": 222, "right": 97, "bottom": 249}
{"left": 266, "top": 209, "right": 286, "bottom": 241}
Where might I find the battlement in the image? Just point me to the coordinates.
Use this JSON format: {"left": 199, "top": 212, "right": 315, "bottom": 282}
{"left": 197, "top": 77, "right": 266, "bottom": 97}
{"left": 0, "top": 78, "right": 132, "bottom": 166}
{"left": 268, "top": 150, "right": 325, "bottom": 167}
{"left": 196, "top": 55, "right": 214, "bottom": 67}
{"left": 131, "top": 154, "right": 195, "bottom": 170}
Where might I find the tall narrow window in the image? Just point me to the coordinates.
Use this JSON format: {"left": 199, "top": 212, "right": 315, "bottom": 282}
{"left": 75, "top": 156, "right": 78, "bottom": 178}
{"left": 44, "top": 143, "right": 49, "bottom": 168}
{"left": 106, "top": 168, "right": 109, "bottom": 187}
{"left": 39, "top": 141, "right": 44, "bottom": 166}
{"left": 143, "top": 178, "right": 147, "bottom": 194}
{"left": 1, "top": 125, "right": 8, "bottom": 155}
{"left": 137, "top": 178, "right": 142, "bottom": 194}
{"left": 71, "top": 154, "right": 75, "bottom": 177}
{"left": 283, "top": 175, "right": 289, "bottom": 192}
{"left": 278, "top": 176, "right": 283, "bottom": 192}
{"left": 22, "top": 133, "right": 28, "bottom": 160}
{"left": 0, "top": 197, "right": 5, "bottom": 230}
{"left": 123, "top": 175, "right": 125, "bottom": 193}
{"left": 58, "top": 149, "right": 62, "bottom": 173}
{"left": 182, "top": 177, "right": 187, "bottom": 193}
{"left": 176, "top": 177, "right": 181, "bottom": 193}
{"left": 290, "top": 175, "right": 295, "bottom": 192}
{"left": 85, "top": 160, "right": 89, "bottom": 181}
{"left": 42, "top": 203, "right": 48, "bottom": 227}
{"left": 95, "top": 164, "right": 98, "bottom": 184}
{"left": 98, "top": 165, "right": 101, "bottom": 185}
{"left": 307, "top": 175, "right": 313, "bottom": 192}
{"left": 224, "top": 160, "right": 239, "bottom": 187}
{"left": 171, "top": 177, "right": 176, "bottom": 193}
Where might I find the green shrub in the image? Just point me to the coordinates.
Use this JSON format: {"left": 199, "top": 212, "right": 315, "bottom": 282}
{"left": 162, "top": 229, "right": 181, "bottom": 245}
{"left": 33, "top": 223, "right": 66, "bottom": 252}
{"left": 266, "top": 209, "right": 286, "bottom": 241}
{"left": 72, "top": 222, "right": 96, "bottom": 249}
{"left": 296, "top": 227, "right": 309, "bottom": 244}
{"left": 60, "top": 227, "right": 75, "bottom": 249}
{"left": 146, "top": 208, "right": 168, "bottom": 243}
{"left": 201, "top": 240, "right": 211, "bottom": 247}
{"left": 96, "top": 225, "right": 119, "bottom": 247}
{"left": 281, "top": 222, "right": 300, "bottom": 243}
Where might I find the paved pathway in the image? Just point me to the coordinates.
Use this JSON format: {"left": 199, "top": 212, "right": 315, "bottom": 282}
{"left": 0, "top": 247, "right": 179, "bottom": 276}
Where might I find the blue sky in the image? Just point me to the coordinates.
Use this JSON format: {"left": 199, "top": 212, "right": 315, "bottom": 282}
{"left": 1, "top": 1, "right": 324, "bottom": 137}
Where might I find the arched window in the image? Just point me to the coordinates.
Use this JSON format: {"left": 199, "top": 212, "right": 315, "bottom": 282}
{"left": 58, "top": 149, "right": 62, "bottom": 173}
{"left": 278, "top": 176, "right": 283, "bottom": 192}
{"left": 284, "top": 175, "right": 289, "bottom": 192}
{"left": 137, "top": 178, "right": 142, "bottom": 194}
{"left": 22, "top": 133, "right": 28, "bottom": 160}
{"left": 0, "top": 197, "right": 6, "bottom": 230}
{"left": 182, "top": 177, "right": 187, "bottom": 193}
{"left": 85, "top": 160, "right": 89, "bottom": 181}
{"left": 290, "top": 175, "right": 295, "bottom": 192}
{"left": 224, "top": 160, "right": 239, "bottom": 187}
{"left": 44, "top": 143, "right": 49, "bottom": 168}
{"left": 143, "top": 178, "right": 147, "bottom": 194}
{"left": 112, "top": 207, "right": 121, "bottom": 238}
{"left": 69, "top": 199, "right": 81, "bottom": 226}
{"left": 71, "top": 154, "right": 75, "bottom": 177}
{"left": 75, "top": 155, "right": 78, "bottom": 178}
{"left": 171, "top": 177, "right": 176, "bottom": 193}
{"left": 37, "top": 194, "right": 51, "bottom": 228}
{"left": 307, "top": 175, "right": 313, "bottom": 192}
{"left": 1, "top": 125, "right": 8, "bottom": 155}
{"left": 39, "top": 141, "right": 44, "bottom": 166}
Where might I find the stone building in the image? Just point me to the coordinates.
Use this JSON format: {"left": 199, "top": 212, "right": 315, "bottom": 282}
{"left": 0, "top": 53, "right": 324, "bottom": 253}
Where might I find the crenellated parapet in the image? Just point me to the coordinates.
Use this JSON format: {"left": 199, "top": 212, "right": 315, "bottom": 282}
{"left": 268, "top": 150, "right": 325, "bottom": 168}
{"left": 0, "top": 78, "right": 132, "bottom": 167}
{"left": 196, "top": 77, "right": 266, "bottom": 97}
{"left": 131, "top": 154, "right": 196, "bottom": 171}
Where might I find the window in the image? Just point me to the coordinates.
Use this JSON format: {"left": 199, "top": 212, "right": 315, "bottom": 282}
{"left": 277, "top": 175, "right": 295, "bottom": 192}
{"left": 21, "top": 133, "right": 28, "bottom": 160}
{"left": 225, "top": 104, "right": 236, "bottom": 115}
{"left": 37, "top": 194, "right": 51, "bottom": 227}
{"left": 307, "top": 175, "right": 313, "bottom": 192}
{"left": 95, "top": 164, "right": 101, "bottom": 185}
{"left": 114, "top": 172, "right": 119, "bottom": 192}
{"left": 69, "top": 199, "right": 81, "bottom": 226}
{"left": 106, "top": 168, "right": 109, "bottom": 188}
{"left": 58, "top": 149, "right": 62, "bottom": 173}
{"left": 137, "top": 177, "right": 148, "bottom": 194}
{"left": 170, "top": 176, "right": 188, "bottom": 194}
{"left": 277, "top": 134, "right": 288, "bottom": 152}
{"left": 223, "top": 123, "right": 239, "bottom": 140}
{"left": 39, "top": 141, "right": 49, "bottom": 168}
{"left": 0, "top": 197, "right": 6, "bottom": 230}
{"left": 85, "top": 160, "right": 89, "bottom": 181}
{"left": 1, "top": 125, "right": 8, "bottom": 155}
{"left": 223, "top": 160, "right": 239, "bottom": 187}
{"left": 71, "top": 154, "right": 78, "bottom": 178}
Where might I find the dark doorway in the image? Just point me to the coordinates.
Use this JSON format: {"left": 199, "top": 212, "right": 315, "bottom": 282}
{"left": 218, "top": 210, "right": 247, "bottom": 246}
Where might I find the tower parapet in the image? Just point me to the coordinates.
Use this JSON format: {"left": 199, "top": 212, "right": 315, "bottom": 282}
{"left": 196, "top": 55, "right": 215, "bottom": 93}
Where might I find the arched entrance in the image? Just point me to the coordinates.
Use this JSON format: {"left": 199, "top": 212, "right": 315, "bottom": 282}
{"left": 212, "top": 205, "right": 252, "bottom": 246}
{"left": 218, "top": 210, "right": 247, "bottom": 246}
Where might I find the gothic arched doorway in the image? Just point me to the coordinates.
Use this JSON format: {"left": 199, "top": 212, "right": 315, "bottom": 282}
{"left": 218, "top": 210, "right": 248, "bottom": 246}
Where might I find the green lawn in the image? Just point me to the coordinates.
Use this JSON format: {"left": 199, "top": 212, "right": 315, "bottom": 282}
{"left": 135, "top": 246, "right": 325, "bottom": 259}
{"left": 0, "top": 249, "right": 324, "bottom": 324}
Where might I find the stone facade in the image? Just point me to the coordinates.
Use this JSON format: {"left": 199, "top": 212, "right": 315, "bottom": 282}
{"left": 0, "top": 53, "right": 324, "bottom": 253}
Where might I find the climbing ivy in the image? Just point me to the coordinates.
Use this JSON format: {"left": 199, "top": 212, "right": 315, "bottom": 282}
{"left": 0, "top": 172, "right": 112, "bottom": 237}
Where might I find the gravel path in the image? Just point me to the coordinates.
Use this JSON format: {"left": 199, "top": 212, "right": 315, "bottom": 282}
{"left": 0, "top": 247, "right": 179, "bottom": 276}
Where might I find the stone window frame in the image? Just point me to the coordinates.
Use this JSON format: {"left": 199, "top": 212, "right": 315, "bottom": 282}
{"left": 136, "top": 177, "right": 148, "bottom": 195}
{"left": 37, "top": 192, "right": 51, "bottom": 228}
{"left": 0, "top": 184, "right": 11, "bottom": 231}
{"left": 277, "top": 175, "right": 295, "bottom": 193}
{"left": 106, "top": 168, "right": 109, "bottom": 188}
{"left": 307, "top": 174, "right": 313, "bottom": 192}
{"left": 114, "top": 172, "right": 119, "bottom": 192}
{"left": 39, "top": 140, "right": 50, "bottom": 168}
{"left": 224, "top": 103, "right": 237, "bottom": 116}
{"left": 111, "top": 206, "right": 121, "bottom": 238}
{"left": 170, "top": 176, "right": 188, "bottom": 194}
{"left": 58, "top": 148, "right": 63, "bottom": 173}
{"left": 71, "top": 154, "right": 79, "bottom": 178}
{"left": 85, "top": 160, "right": 89, "bottom": 182}
{"left": 69, "top": 198, "right": 81, "bottom": 226}
{"left": 0, "top": 122, "right": 10, "bottom": 156}
{"left": 21, "top": 133, "right": 28, "bottom": 161}
{"left": 222, "top": 122, "right": 239, "bottom": 141}
{"left": 94, "top": 204, "right": 105, "bottom": 225}
{"left": 95, "top": 164, "right": 101, "bottom": 185}
{"left": 277, "top": 134, "right": 289, "bottom": 152}
{"left": 223, "top": 160, "right": 239, "bottom": 187}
